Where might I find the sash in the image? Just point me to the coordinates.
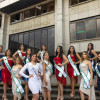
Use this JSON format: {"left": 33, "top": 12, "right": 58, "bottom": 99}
{"left": 3, "top": 57, "right": 24, "bottom": 94}
{"left": 53, "top": 60, "right": 67, "bottom": 78}
{"left": 80, "top": 64, "right": 91, "bottom": 89}
{"left": 95, "top": 63, "right": 100, "bottom": 77}
{"left": 68, "top": 55, "right": 80, "bottom": 76}
{"left": 40, "top": 51, "right": 45, "bottom": 61}
{"left": 91, "top": 60, "right": 95, "bottom": 71}
{"left": 26, "top": 57, "right": 30, "bottom": 64}
{"left": 43, "top": 60, "right": 53, "bottom": 75}
{"left": 17, "top": 50, "right": 23, "bottom": 58}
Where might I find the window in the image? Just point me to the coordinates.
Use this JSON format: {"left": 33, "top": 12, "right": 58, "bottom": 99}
{"left": 24, "top": 10, "right": 31, "bottom": 19}
{"left": 0, "top": 15, "right": 2, "bottom": 28}
{"left": 70, "top": 23, "right": 76, "bottom": 41}
{"left": 30, "top": 8, "right": 36, "bottom": 17}
{"left": 47, "top": 1, "right": 55, "bottom": 12}
{"left": 70, "top": 0, "right": 88, "bottom": 6}
{"left": 9, "top": 26, "right": 55, "bottom": 55}
{"left": 76, "top": 22, "right": 85, "bottom": 40}
{"left": 11, "top": 13, "right": 21, "bottom": 23}
{"left": 70, "top": 16, "right": 100, "bottom": 41}
{"left": 36, "top": 6, "right": 41, "bottom": 16}
{"left": 41, "top": 4, "right": 47, "bottom": 14}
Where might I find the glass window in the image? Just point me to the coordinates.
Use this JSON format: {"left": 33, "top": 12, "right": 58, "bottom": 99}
{"left": 47, "top": 1, "right": 55, "bottom": 12}
{"left": 41, "top": 28, "right": 47, "bottom": 46}
{"left": 34, "top": 29, "right": 41, "bottom": 53}
{"left": 76, "top": 22, "right": 85, "bottom": 40}
{"left": 70, "top": 23, "right": 76, "bottom": 41}
{"left": 29, "top": 31, "right": 34, "bottom": 48}
{"left": 19, "top": 33, "right": 23, "bottom": 44}
{"left": 97, "top": 18, "right": 100, "bottom": 37}
{"left": 86, "top": 19, "right": 96, "bottom": 39}
{"left": 48, "top": 27, "right": 55, "bottom": 55}
{"left": 41, "top": 4, "right": 47, "bottom": 14}
{"left": 30, "top": 8, "right": 36, "bottom": 17}
{"left": 79, "top": 0, "right": 88, "bottom": 3}
{"left": 0, "top": 15, "right": 2, "bottom": 28}
{"left": 70, "top": 0, "right": 78, "bottom": 6}
{"left": 24, "top": 32, "right": 29, "bottom": 46}
{"left": 24, "top": 10, "right": 31, "bottom": 19}
{"left": 11, "top": 13, "right": 21, "bottom": 23}
{"left": 36, "top": 6, "right": 41, "bottom": 16}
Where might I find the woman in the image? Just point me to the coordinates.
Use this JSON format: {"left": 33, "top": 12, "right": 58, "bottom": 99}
{"left": 23, "top": 48, "right": 31, "bottom": 100}
{"left": 54, "top": 46, "right": 69, "bottom": 100}
{"left": 12, "top": 57, "right": 23, "bottom": 100}
{"left": 0, "top": 45, "right": 5, "bottom": 82}
{"left": 95, "top": 53, "right": 100, "bottom": 95}
{"left": 67, "top": 46, "right": 81, "bottom": 97}
{"left": 80, "top": 51, "right": 96, "bottom": 100}
{"left": 19, "top": 53, "right": 42, "bottom": 100}
{"left": 37, "top": 44, "right": 46, "bottom": 62}
{"left": 13, "top": 44, "right": 26, "bottom": 61}
{"left": 43, "top": 51, "right": 53, "bottom": 100}
{"left": 87, "top": 43, "right": 98, "bottom": 78}
{"left": 0, "top": 49, "right": 14, "bottom": 100}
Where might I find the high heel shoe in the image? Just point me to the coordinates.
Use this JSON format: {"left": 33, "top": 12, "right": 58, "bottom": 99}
{"left": 56, "top": 97, "right": 60, "bottom": 100}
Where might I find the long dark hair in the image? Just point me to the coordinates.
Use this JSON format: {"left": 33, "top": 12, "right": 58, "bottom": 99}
{"left": 41, "top": 44, "right": 46, "bottom": 51}
{"left": 30, "top": 53, "right": 37, "bottom": 62}
{"left": 43, "top": 51, "right": 49, "bottom": 61}
{"left": 97, "top": 54, "right": 100, "bottom": 63}
{"left": 67, "top": 46, "right": 77, "bottom": 61}
{"left": 5, "top": 49, "right": 12, "bottom": 57}
{"left": 19, "top": 44, "right": 24, "bottom": 50}
{"left": 24, "top": 48, "right": 31, "bottom": 63}
{"left": 87, "top": 43, "right": 94, "bottom": 55}
{"left": 56, "top": 46, "right": 63, "bottom": 59}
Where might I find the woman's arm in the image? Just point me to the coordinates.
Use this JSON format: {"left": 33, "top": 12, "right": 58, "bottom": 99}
{"left": 43, "top": 62, "right": 48, "bottom": 86}
{"left": 0, "top": 66, "right": 4, "bottom": 69}
{"left": 13, "top": 51, "right": 18, "bottom": 59}
{"left": 75, "top": 53, "right": 81, "bottom": 64}
{"left": 19, "top": 64, "right": 30, "bottom": 78}
{"left": 88, "top": 61, "right": 93, "bottom": 86}
{"left": 91, "top": 50, "right": 98, "bottom": 60}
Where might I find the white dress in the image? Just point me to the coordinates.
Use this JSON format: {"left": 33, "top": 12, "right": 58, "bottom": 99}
{"left": 80, "top": 63, "right": 96, "bottom": 100}
{"left": 19, "top": 62, "right": 42, "bottom": 94}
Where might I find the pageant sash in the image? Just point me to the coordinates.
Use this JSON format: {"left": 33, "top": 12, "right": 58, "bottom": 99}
{"left": 40, "top": 51, "right": 45, "bottom": 61}
{"left": 26, "top": 57, "right": 30, "bottom": 64}
{"left": 3, "top": 57, "right": 24, "bottom": 94}
{"left": 68, "top": 55, "right": 80, "bottom": 76}
{"left": 53, "top": 60, "right": 67, "bottom": 78}
{"left": 17, "top": 50, "right": 23, "bottom": 58}
{"left": 91, "top": 60, "right": 95, "bottom": 71}
{"left": 95, "top": 63, "right": 100, "bottom": 77}
{"left": 43, "top": 60, "right": 53, "bottom": 75}
{"left": 79, "top": 64, "right": 91, "bottom": 89}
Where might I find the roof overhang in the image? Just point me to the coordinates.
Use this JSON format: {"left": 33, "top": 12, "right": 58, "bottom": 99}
{"left": 0, "top": 0, "right": 46, "bottom": 14}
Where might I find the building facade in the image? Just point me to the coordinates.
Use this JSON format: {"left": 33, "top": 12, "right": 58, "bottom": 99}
{"left": 0, "top": 0, "right": 100, "bottom": 57}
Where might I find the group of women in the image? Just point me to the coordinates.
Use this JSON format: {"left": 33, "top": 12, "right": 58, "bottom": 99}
{"left": 0, "top": 43, "right": 99, "bottom": 100}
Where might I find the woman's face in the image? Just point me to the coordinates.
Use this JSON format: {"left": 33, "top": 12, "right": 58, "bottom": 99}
{"left": 27, "top": 49, "right": 31, "bottom": 55}
{"left": 31, "top": 54, "right": 37, "bottom": 62}
{"left": 0, "top": 46, "right": 2, "bottom": 52}
{"left": 42, "top": 45, "right": 46, "bottom": 51}
{"left": 20, "top": 45, "right": 24, "bottom": 51}
{"left": 70, "top": 47, "right": 74, "bottom": 53}
{"left": 6, "top": 50, "right": 11, "bottom": 56}
{"left": 88, "top": 44, "right": 92, "bottom": 50}
{"left": 98, "top": 54, "right": 100, "bottom": 60}
{"left": 57, "top": 47, "right": 60, "bottom": 53}
{"left": 16, "top": 58, "right": 20, "bottom": 64}
{"left": 44, "top": 53, "right": 49, "bottom": 60}
{"left": 82, "top": 52, "right": 87, "bottom": 59}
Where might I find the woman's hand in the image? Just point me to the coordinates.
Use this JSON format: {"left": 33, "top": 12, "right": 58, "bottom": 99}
{"left": 29, "top": 74, "right": 34, "bottom": 78}
{"left": 90, "top": 80, "right": 93, "bottom": 86}
{"left": 58, "top": 63, "right": 62, "bottom": 66}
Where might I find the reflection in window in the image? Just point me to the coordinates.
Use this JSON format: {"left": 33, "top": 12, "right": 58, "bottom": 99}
{"left": 97, "top": 19, "right": 100, "bottom": 37}
{"left": 70, "top": 23, "right": 76, "bottom": 41}
{"left": 76, "top": 22, "right": 85, "bottom": 40}
{"left": 48, "top": 27, "right": 55, "bottom": 56}
{"left": 0, "top": 15, "right": 2, "bottom": 28}
{"left": 41, "top": 28, "right": 47, "bottom": 46}
{"left": 86, "top": 19, "right": 96, "bottom": 39}
{"left": 35, "top": 30, "right": 41, "bottom": 53}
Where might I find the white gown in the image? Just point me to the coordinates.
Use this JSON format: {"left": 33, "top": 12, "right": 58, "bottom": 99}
{"left": 19, "top": 62, "right": 42, "bottom": 94}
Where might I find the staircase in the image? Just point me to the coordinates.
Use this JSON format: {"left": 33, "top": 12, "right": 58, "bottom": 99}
{"left": 0, "top": 75, "right": 99, "bottom": 100}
